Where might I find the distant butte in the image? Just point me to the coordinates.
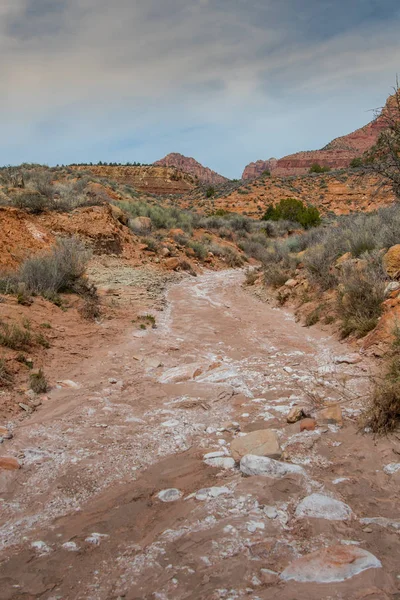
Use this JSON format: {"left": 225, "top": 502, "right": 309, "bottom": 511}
{"left": 154, "top": 153, "right": 228, "bottom": 185}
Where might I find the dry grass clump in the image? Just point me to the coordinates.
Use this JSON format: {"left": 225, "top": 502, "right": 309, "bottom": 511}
{"left": 29, "top": 369, "right": 48, "bottom": 394}
{"left": 19, "top": 237, "right": 91, "bottom": 296}
{"left": 264, "top": 264, "right": 289, "bottom": 288}
{"left": 337, "top": 253, "right": 386, "bottom": 338}
{"left": 362, "top": 328, "right": 400, "bottom": 434}
{"left": 0, "top": 320, "right": 32, "bottom": 350}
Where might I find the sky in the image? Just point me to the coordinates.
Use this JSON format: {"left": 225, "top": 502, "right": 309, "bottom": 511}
{"left": 1, "top": 0, "right": 399, "bottom": 178}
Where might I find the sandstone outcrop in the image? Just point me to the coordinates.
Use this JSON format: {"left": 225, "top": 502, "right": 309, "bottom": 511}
{"left": 73, "top": 165, "right": 196, "bottom": 195}
{"left": 154, "top": 153, "right": 228, "bottom": 185}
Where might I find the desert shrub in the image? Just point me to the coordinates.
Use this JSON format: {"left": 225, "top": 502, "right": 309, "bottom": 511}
{"left": 262, "top": 198, "right": 321, "bottom": 228}
{"left": 238, "top": 240, "right": 271, "bottom": 264}
{"left": 221, "top": 247, "right": 244, "bottom": 267}
{"left": 12, "top": 191, "right": 51, "bottom": 214}
{"left": 0, "top": 321, "right": 32, "bottom": 350}
{"left": 26, "top": 170, "right": 54, "bottom": 199}
{"left": 347, "top": 227, "right": 377, "bottom": 257}
{"left": 0, "top": 274, "right": 19, "bottom": 295}
{"left": 141, "top": 237, "right": 159, "bottom": 252}
{"left": 309, "top": 163, "right": 331, "bottom": 174}
{"left": 30, "top": 369, "right": 48, "bottom": 394}
{"left": 117, "top": 201, "right": 194, "bottom": 233}
{"left": 188, "top": 240, "right": 208, "bottom": 260}
{"left": 19, "top": 237, "right": 91, "bottom": 296}
{"left": 350, "top": 157, "right": 363, "bottom": 168}
{"left": 206, "top": 186, "right": 216, "bottom": 198}
{"left": 244, "top": 268, "right": 259, "bottom": 285}
{"left": 264, "top": 264, "right": 289, "bottom": 288}
{"left": 362, "top": 327, "right": 400, "bottom": 434}
{"left": 363, "top": 378, "right": 400, "bottom": 435}
{"left": 227, "top": 214, "right": 253, "bottom": 233}
{"left": 305, "top": 306, "right": 322, "bottom": 327}
{"left": 0, "top": 358, "right": 13, "bottom": 387}
{"left": 337, "top": 252, "right": 386, "bottom": 338}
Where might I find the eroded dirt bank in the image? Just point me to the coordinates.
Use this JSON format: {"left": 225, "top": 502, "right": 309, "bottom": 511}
{"left": 1, "top": 270, "right": 400, "bottom": 600}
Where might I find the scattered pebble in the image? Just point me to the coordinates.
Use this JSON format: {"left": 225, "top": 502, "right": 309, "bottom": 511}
{"left": 31, "top": 541, "right": 52, "bottom": 555}
{"left": 383, "top": 463, "right": 400, "bottom": 475}
{"left": 195, "top": 487, "right": 230, "bottom": 501}
{"left": 157, "top": 489, "right": 182, "bottom": 503}
{"left": 62, "top": 542, "right": 79, "bottom": 552}
{"left": 85, "top": 533, "right": 109, "bottom": 545}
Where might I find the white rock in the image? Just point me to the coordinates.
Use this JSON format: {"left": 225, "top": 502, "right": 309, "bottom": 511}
{"left": 31, "top": 541, "right": 52, "bottom": 555}
{"left": 295, "top": 493, "right": 352, "bottom": 521}
{"left": 333, "top": 354, "right": 361, "bottom": 365}
{"left": 195, "top": 487, "right": 230, "bottom": 501}
{"left": 247, "top": 521, "right": 265, "bottom": 532}
{"left": 157, "top": 489, "right": 182, "bottom": 502}
{"left": 240, "top": 455, "right": 306, "bottom": 478}
{"left": 280, "top": 545, "right": 381, "bottom": 583}
{"left": 204, "top": 456, "right": 235, "bottom": 469}
{"left": 161, "top": 419, "right": 180, "bottom": 428}
{"left": 85, "top": 533, "right": 109, "bottom": 545}
{"left": 203, "top": 451, "right": 225, "bottom": 459}
{"left": 360, "top": 517, "right": 400, "bottom": 530}
{"left": 332, "top": 477, "right": 350, "bottom": 484}
{"left": 62, "top": 541, "right": 79, "bottom": 551}
{"left": 57, "top": 380, "right": 81, "bottom": 389}
{"left": 264, "top": 506, "right": 279, "bottom": 519}
{"left": 383, "top": 463, "right": 400, "bottom": 475}
{"left": 283, "top": 366, "right": 293, "bottom": 373}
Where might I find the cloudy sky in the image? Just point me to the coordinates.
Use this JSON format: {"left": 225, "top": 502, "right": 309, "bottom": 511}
{"left": 1, "top": 0, "right": 399, "bottom": 177}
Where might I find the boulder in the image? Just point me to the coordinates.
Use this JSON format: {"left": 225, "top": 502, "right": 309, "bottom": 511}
{"left": 230, "top": 430, "right": 281, "bottom": 462}
{"left": 317, "top": 404, "right": 343, "bottom": 426}
{"left": 130, "top": 216, "right": 152, "bottom": 234}
{"left": 284, "top": 279, "right": 298, "bottom": 288}
{"left": 240, "top": 455, "right": 305, "bottom": 478}
{"left": 109, "top": 204, "right": 128, "bottom": 225}
{"left": 295, "top": 493, "right": 352, "bottom": 520}
{"left": 280, "top": 545, "right": 381, "bottom": 583}
{"left": 383, "top": 244, "right": 400, "bottom": 279}
{"left": 164, "top": 257, "right": 180, "bottom": 271}
{"left": 160, "top": 247, "right": 170, "bottom": 257}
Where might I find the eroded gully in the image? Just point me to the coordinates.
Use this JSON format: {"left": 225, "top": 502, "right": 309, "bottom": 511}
{"left": 1, "top": 269, "right": 400, "bottom": 600}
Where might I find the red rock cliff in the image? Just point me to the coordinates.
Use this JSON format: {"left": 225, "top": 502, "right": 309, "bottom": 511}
{"left": 242, "top": 93, "right": 397, "bottom": 179}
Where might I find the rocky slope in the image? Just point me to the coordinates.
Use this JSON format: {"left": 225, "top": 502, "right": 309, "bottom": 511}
{"left": 73, "top": 165, "right": 197, "bottom": 195}
{"left": 173, "top": 171, "right": 396, "bottom": 218}
{"left": 242, "top": 93, "right": 395, "bottom": 179}
{"left": 155, "top": 152, "right": 228, "bottom": 185}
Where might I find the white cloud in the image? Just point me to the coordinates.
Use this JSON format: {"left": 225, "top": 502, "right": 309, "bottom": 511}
{"left": 0, "top": 0, "right": 399, "bottom": 174}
